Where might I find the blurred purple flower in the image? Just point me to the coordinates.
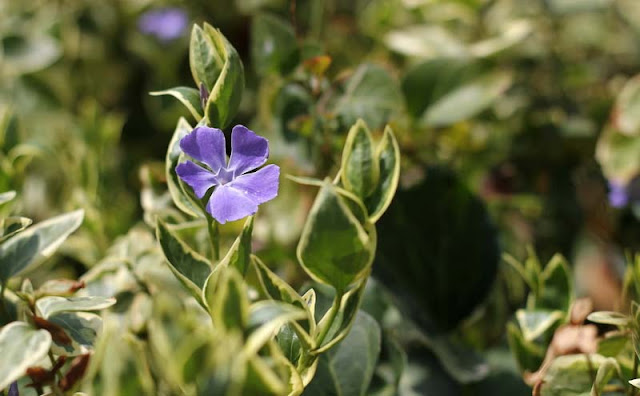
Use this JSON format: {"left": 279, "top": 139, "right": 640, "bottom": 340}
{"left": 608, "top": 181, "right": 629, "bottom": 208}
{"left": 176, "top": 125, "right": 280, "bottom": 224}
{"left": 138, "top": 8, "right": 188, "bottom": 42}
{"left": 8, "top": 382, "right": 18, "bottom": 396}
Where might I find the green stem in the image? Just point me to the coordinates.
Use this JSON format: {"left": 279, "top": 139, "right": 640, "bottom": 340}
{"left": 207, "top": 217, "right": 220, "bottom": 262}
{"left": 48, "top": 351, "right": 64, "bottom": 396}
{"left": 0, "top": 281, "right": 7, "bottom": 317}
{"left": 315, "top": 292, "right": 342, "bottom": 348}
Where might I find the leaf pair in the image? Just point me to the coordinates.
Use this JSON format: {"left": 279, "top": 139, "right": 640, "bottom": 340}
{"left": 151, "top": 23, "right": 244, "bottom": 128}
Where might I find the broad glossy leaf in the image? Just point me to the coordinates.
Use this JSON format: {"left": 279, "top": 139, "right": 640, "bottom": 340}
{"left": 297, "top": 180, "right": 375, "bottom": 293}
{"left": 340, "top": 120, "right": 379, "bottom": 199}
{"left": 0, "top": 322, "right": 52, "bottom": 391}
{"left": 190, "top": 24, "right": 224, "bottom": 91}
{"left": 156, "top": 219, "right": 211, "bottom": 305}
{"left": 150, "top": 87, "right": 203, "bottom": 120}
{"left": 166, "top": 118, "right": 202, "bottom": 217}
{"left": 304, "top": 312, "right": 381, "bottom": 396}
{"left": 366, "top": 126, "right": 401, "bottom": 223}
{"left": 251, "top": 13, "right": 298, "bottom": 75}
{"left": 36, "top": 296, "right": 116, "bottom": 319}
{"left": 335, "top": 64, "right": 402, "bottom": 131}
{"left": 0, "top": 210, "right": 84, "bottom": 282}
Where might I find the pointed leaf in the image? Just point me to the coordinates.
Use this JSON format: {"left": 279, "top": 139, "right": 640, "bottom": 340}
{"left": 341, "top": 119, "right": 379, "bottom": 199}
{"left": 166, "top": 118, "right": 202, "bottom": 217}
{"left": 366, "top": 126, "right": 401, "bottom": 222}
{"left": 0, "top": 216, "right": 32, "bottom": 243}
{"left": 156, "top": 219, "right": 211, "bottom": 305}
{"left": 150, "top": 87, "right": 203, "bottom": 120}
{"left": 297, "top": 180, "right": 375, "bottom": 293}
{"left": 36, "top": 296, "right": 115, "bottom": 319}
{"left": 0, "top": 191, "right": 16, "bottom": 206}
{"left": 211, "top": 267, "right": 249, "bottom": 331}
{"left": 0, "top": 210, "right": 84, "bottom": 282}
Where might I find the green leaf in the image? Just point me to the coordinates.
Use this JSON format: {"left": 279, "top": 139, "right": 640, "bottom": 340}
{"left": 252, "top": 255, "right": 306, "bottom": 311}
{"left": 156, "top": 219, "right": 211, "bottom": 305}
{"left": 304, "top": 311, "right": 381, "bottom": 396}
{"left": 251, "top": 13, "right": 299, "bottom": 75}
{"left": 205, "top": 24, "right": 245, "bottom": 128}
{"left": 597, "top": 331, "right": 630, "bottom": 357}
{"left": 190, "top": 24, "right": 224, "bottom": 91}
{"left": 297, "top": 180, "right": 375, "bottom": 293}
{"left": 150, "top": 87, "right": 203, "bottom": 120}
{"left": 630, "top": 378, "right": 640, "bottom": 389}
{"left": 242, "top": 356, "right": 288, "bottom": 396}
{"left": 587, "top": 311, "right": 631, "bottom": 326}
{"left": 314, "top": 279, "right": 367, "bottom": 353}
{"left": 0, "top": 191, "right": 16, "bottom": 206}
{"left": 596, "top": 126, "right": 640, "bottom": 185}
{"left": 539, "top": 354, "right": 611, "bottom": 396}
{"left": 335, "top": 64, "right": 402, "bottom": 131}
{"left": 340, "top": 120, "right": 380, "bottom": 199}
{"left": 48, "top": 312, "right": 102, "bottom": 355}
{"left": 613, "top": 75, "right": 640, "bottom": 136}
{"left": 0, "top": 322, "right": 52, "bottom": 391}
{"left": 515, "top": 309, "right": 564, "bottom": 342}
{"left": 36, "top": 296, "right": 115, "bottom": 319}
{"left": 0, "top": 216, "right": 32, "bottom": 243}
{"left": 245, "top": 301, "right": 307, "bottom": 356}
{"left": 538, "top": 254, "right": 572, "bottom": 312}
{"left": 0, "top": 210, "right": 84, "bottom": 282}
{"left": 366, "top": 126, "right": 401, "bottom": 223}
{"left": 166, "top": 118, "right": 202, "bottom": 217}
{"left": 421, "top": 72, "right": 512, "bottom": 127}
{"left": 210, "top": 267, "right": 249, "bottom": 331}
{"left": 506, "top": 322, "right": 545, "bottom": 373}
{"left": 217, "top": 216, "right": 254, "bottom": 276}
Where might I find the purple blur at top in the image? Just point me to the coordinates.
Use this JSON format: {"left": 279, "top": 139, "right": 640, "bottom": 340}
{"left": 608, "top": 181, "right": 628, "bottom": 208}
{"left": 138, "top": 7, "right": 188, "bottom": 42}
{"left": 176, "top": 125, "right": 280, "bottom": 224}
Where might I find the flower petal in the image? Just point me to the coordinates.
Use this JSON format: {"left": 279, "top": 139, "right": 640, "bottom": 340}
{"left": 228, "top": 125, "right": 269, "bottom": 175}
{"left": 176, "top": 161, "right": 217, "bottom": 198}
{"left": 228, "top": 164, "right": 280, "bottom": 205}
{"left": 206, "top": 184, "right": 259, "bottom": 224}
{"left": 180, "top": 126, "right": 226, "bottom": 172}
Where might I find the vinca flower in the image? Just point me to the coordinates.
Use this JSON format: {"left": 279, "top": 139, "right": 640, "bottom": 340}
{"left": 608, "top": 181, "right": 628, "bottom": 208}
{"left": 176, "top": 125, "right": 280, "bottom": 223}
{"left": 138, "top": 8, "right": 188, "bottom": 42}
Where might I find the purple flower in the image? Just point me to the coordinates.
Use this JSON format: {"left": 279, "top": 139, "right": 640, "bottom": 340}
{"left": 176, "top": 125, "right": 280, "bottom": 224}
{"left": 608, "top": 181, "right": 629, "bottom": 208}
{"left": 138, "top": 8, "right": 188, "bottom": 42}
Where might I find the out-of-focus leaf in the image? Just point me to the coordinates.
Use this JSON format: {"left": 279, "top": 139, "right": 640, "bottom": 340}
{"left": 210, "top": 267, "right": 249, "bottom": 332}
{"left": 150, "top": 87, "right": 203, "bottom": 120}
{"left": 384, "top": 25, "right": 467, "bottom": 58}
{"left": 421, "top": 72, "right": 512, "bottom": 127}
{"left": 251, "top": 13, "right": 298, "bottom": 75}
{"left": 303, "top": 311, "right": 381, "bottom": 396}
{"left": 0, "top": 210, "right": 84, "bottom": 282}
{"left": 36, "top": 296, "right": 115, "bottom": 319}
{"left": 0, "top": 191, "right": 16, "bottom": 207}
{"left": 537, "top": 254, "right": 573, "bottom": 312}
{"left": 375, "top": 167, "right": 499, "bottom": 332}
{"left": 2, "top": 34, "right": 61, "bottom": 75}
{"left": 0, "top": 322, "right": 52, "bottom": 391}
{"left": 245, "top": 301, "right": 307, "bottom": 356}
{"left": 538, "top": 354, "right": 611, "bottom": 396}
{"left": 0, "top": 216, "right": 32, "bottom": 242}
{"left": 335, "top": 64, "right": 402, "bottom": 131}
{"left": 49, "top": 312, "right": 102, "bottom": 355}
{"left": 515, "top": 310, "right": 564, "bottom": 342}
{"left": 596, "top": 126, "right": 640, "bottom": 185}
{"left": 587, "top": 311, "right": 631, "bottom": 326}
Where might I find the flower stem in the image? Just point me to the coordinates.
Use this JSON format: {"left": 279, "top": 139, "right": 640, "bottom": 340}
{"left": 0, "top": 281, "right": 6, "bottom": 317}
{"left": 207, "top": 216, "right": 220, "bottom": 262}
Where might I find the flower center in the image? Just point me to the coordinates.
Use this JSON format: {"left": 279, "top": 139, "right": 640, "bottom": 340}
{"left": 215, "top": 167, "right": 235, "bottom": 185}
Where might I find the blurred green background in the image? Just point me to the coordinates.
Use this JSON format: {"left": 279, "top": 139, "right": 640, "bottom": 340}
{"left": 2, "top": 0, "right": 640, "bottom": 394}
